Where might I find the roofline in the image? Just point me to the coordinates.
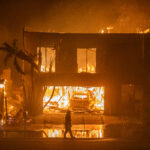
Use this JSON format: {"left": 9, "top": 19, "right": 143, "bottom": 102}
{"left": 24, "top": 30, "right": 150, "bottom": 36}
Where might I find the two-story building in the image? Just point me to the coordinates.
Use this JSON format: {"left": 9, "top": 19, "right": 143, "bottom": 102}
{"left": 23, "top": 31, "right": 149, "bottom": 116}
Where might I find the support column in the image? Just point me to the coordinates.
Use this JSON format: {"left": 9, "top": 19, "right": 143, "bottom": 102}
{"left": 104, "top": 82, "right": 121, "bottom": 116}
{"left": 32, "top": 83, "right": 44, "bottom": 115}
{"left": 104, "top": 83, "right": 112, "bottom": 115}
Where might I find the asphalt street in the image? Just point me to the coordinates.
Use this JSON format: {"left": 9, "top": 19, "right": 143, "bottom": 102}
{"left": 0, "top": 137, "right": 150, "bottom": 150}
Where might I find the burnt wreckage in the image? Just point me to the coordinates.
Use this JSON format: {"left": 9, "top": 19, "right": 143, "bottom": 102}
{"left": 23, "top": 31, "right": 149, "bottom": 116}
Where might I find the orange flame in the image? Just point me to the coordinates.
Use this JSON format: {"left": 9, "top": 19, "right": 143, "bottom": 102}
{"left": 43, "top": 86, "right": 104, "bottom": 112}
{"left": 78, "top": 65, "right": 96, "bottom": 73}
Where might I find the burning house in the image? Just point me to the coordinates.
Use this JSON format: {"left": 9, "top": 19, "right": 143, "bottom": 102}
{"left": 23, "top": 31, "right": 149, "bottom": 116}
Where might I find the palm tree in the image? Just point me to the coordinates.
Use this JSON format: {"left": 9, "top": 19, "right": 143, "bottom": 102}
{"left": 0, "top": 41, "right": 39, "bottom": 115}
{"left": 0, "top": 41, "right": 38, "bottom": 74}
{"left": 0, "top": 41, "right": 56, "bottom": 115}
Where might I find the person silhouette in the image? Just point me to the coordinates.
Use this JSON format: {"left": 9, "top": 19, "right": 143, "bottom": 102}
{"left": 23, "top": 111, "right": 27, "bottom": 130}
{"left": 64, "top": 110, "right": 74, "bottom": 139}
{"left": 0, "top": 114, "right": 2, "bottom": 130}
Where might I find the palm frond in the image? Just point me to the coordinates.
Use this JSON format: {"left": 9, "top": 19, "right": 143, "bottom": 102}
{"left": 0, "top": 42, "right": 39, "bottom": 72}
{"left": 14, "top": 57, "right": 25, "bottom": 75}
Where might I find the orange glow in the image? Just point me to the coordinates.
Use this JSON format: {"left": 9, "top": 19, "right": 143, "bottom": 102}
{"left": 43, "top": 86, "right": 104, "bottom": 112}
{"left": 37, "top": 47, "right": 56, "bottom": 73}
{"left": 47, "top": 129, "right": 62, "bottom": 138}
{"left": 43, "top": 128, "right": 104, "bottom": 138}
{"left": 0, "top": 84, "right": 4, "bottom": 89}
{"left": 78, "top": 65, "right": 96, "bottom": 73}
{"left": 40, "top": 65, "right": 55, "bottom": 72}
{"left": 89, "top": 129, "right": 103, "bottom": 138}
{"left": 101, "top": 29, "right": 104, "bottom": 34}
{"left": 77, "top": 48, "right": 96, "bottom": 73}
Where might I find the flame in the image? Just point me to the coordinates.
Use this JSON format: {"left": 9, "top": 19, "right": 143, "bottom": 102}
{"left": 43, "top": 86, "right": 104, "bottom": 112}
{"left": 47, "top": 129, "right": 62, "bottom": 138}
{"left": 43, "top": 86, "right": 70, "bottom": 110}
{"left": 94, "top": 87, "right": 104, "bottom": 110}
{"left": 0, "top": 84, "right": 4, "bottom": 89}
{"left": 101, "top": 29, "right": 104, "bottom": 34}
{"left": 78, "top": 65, "right": 96, "bottom": 73}
{"left": 43, "top": 128, "right": 104, "bottom": 138}
{"left": 89, "top": 129, "right": 103, "bottom": 138}
{"left": 40, "top": 65, "right": 55, "bottom": 72}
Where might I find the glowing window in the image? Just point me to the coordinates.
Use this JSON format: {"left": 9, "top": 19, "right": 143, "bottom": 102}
{"left": 77, "top": 48, "right": 96, "bottom": 73}
{"left": 37, "top": 47, "right": 56, "bottom": 72}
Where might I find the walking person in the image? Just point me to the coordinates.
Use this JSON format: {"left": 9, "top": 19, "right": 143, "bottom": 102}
{"left": 64, "top": 110, "right": 74, "bottom": 139}
{"left": 23, "top": 111, "right": 27, "bottom": 130}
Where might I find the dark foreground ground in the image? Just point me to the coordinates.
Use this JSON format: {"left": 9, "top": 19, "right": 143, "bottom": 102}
{"left": 0, "top": 113, "right": 147, "bottom": 150}
{"left": 0, "top": 138, "right": 150, "bottom": 150}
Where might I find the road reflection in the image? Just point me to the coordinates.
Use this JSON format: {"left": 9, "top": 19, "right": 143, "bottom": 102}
{"left": 43, "top": 125, "right": 104, "bottom": 138}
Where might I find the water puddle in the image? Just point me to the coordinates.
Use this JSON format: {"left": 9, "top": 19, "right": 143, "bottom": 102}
{"left": 42, "top": 125, "right": 104, "bottom": 138}
{"left": 0, "top": 124, "right": 143, "bottom": 139}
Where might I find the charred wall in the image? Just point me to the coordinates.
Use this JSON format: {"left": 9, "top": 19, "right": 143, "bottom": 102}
{"left": 23, "top": 31, "right": 146, "bottom": 116}
{"left": 24, "top": 32, "right": 143, "bottom": 83}
{"left": 56, "top": 37, "right": 77, "bottom": 73}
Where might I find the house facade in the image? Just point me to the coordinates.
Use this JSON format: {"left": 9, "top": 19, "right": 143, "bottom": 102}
{"left": 23, "top": 31, "right": 150, "bottom": 116}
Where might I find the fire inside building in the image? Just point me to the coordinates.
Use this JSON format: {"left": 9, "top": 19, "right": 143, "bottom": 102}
{"left": 21, "top": 31, "right": 147, "bottom": 117}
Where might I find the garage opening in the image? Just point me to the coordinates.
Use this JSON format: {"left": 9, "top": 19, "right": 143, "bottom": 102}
{"left": 43, "top": 86, "right": 104, "bottom": 113}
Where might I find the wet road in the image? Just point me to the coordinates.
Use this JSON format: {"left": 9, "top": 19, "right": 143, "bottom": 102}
{"left": 0, "top": 137, "right": 150, "bottom": 150}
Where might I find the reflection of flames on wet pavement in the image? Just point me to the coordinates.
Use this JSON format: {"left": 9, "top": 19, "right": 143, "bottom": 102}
{"left": 43, "top": 86, "right": 104, "bottom": 112}
{"left": 46, "top": 129, "right": 63, "bottom": 138}
{"left": 43, "top": 127, "right": 104, "bottom": 138}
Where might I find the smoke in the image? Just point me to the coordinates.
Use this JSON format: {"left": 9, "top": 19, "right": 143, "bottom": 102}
{"left": 27, "top": 0, "right": 150, "bottom": 33}
{"left": 0, "top": 0, "right": 150, "bottom": 45}
{"left": 27, "top": 0, "right": 118, "bottom": 33}
{"left": 113, "top": 0, "right": 150, "bottom": 33}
